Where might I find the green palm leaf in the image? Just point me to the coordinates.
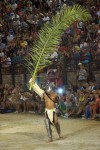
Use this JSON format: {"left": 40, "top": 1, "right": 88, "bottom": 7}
{"left": 28, "top": 4, "right": 91, "bottom": 90}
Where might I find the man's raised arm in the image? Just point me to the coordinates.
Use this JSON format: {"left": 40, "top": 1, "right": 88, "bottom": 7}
{"left": 29, "top": 78, "right": 45, "bottom": 98}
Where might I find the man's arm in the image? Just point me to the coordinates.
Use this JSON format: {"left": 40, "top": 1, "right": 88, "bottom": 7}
{"left": 29, "top": 78, "right": 45, "bottom": 98}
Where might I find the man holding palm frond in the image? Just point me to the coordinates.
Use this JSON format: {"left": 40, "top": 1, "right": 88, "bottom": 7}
{"left": 28, "top": 5, "right": 91, "bottom": 142}
{"left": 29, "top": 78, "right": 62, "bottom": 142}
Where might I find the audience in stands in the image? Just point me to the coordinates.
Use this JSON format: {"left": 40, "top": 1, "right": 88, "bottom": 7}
{"left": 0, "top": 1, "right": 100, "bottom": 120}
{"left": 0, "top": 81, "right": 100, "bottom": 120}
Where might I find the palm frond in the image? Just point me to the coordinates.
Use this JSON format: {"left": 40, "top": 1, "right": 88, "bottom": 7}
{"left": 27, "top": 4, "right": 91, "bottom": 90}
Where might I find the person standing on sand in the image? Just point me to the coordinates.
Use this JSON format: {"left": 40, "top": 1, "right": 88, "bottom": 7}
{"left": 29, "top": 78, "right": 62, "bottom": 142}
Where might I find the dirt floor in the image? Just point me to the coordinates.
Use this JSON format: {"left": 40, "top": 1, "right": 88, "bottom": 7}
{"left": 0, "top": 113, "right": 100, "bottom": 150}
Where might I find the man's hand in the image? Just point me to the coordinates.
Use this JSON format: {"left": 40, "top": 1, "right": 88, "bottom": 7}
{"left": 29, "top": 78, "right": 35, "bottom": 90}
{"left": 29, "top": 78, "right": 35, "bottom": 84}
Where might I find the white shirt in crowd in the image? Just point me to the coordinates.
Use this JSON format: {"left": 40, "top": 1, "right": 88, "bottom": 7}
{"left": 80, "top": 42, "right": 88, "bottom": 49}
{"left": 0, "top": 51, "right": 5, "bottom": 58}
{"left": 50, "top": 52, "right": 58, "bottom": 59}
{"left": 77, "top": 21, "right": 83, "bottom": 29}
{"left": 7, "top": 34, "right": 14, "bottom": 42}
{"left": 96, "top": 11, "right": 100, "bottom": 17}
{"left": 6, "top": 57, "right": 11, "bottom": 65}
{"left": 12, "top": 3, "right": 18, "bottom": 10}
{"left": 20, "top": 95, "right": 27, "bottom": 101}
{"left": 43, "top": 16, "right": 50, "bottom": 22}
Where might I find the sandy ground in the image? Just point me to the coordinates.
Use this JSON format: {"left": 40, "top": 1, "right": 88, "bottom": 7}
{"left": 0, "top": 113, "right": 100, "bottom": 150}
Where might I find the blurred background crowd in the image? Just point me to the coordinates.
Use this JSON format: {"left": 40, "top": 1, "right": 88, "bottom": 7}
{"left": 0, "top": 0, "right": 100, "bottom": 119}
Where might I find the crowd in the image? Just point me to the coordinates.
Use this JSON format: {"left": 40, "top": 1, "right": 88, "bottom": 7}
{"left": 58, "top": 81, "right": 100, "bottom": 120}
{"left": 59, "top": 3, "right": 100, "bottom": 68}
{"left": 0, "top": 83, "right": 45, "bottom": 114}
{"left": 0, "top": 0, "right": 100, "bottom": 119}
{"left": 0, "top": 0, "right": 99, "bottom": 66}
{"left": 0, "top": 79, "right": 100, "bottom": 120}
{"left": 0, "top": 0, "right": 54, "bottom": 65}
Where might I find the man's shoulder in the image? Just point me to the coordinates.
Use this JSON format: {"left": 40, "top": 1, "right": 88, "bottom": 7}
{"left": 51, "top": 92, "right": 57, "bottom": 95}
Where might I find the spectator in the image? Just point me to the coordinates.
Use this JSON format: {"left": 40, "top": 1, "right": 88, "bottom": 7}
{"left": 90, "top": 93, "right": 100, "bottom": 119}
{"left": 77, "top": 63, "right": 88, "bottom": 85}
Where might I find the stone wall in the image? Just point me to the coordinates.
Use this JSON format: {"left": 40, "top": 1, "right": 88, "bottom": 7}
{"left": 2, "top": 74, "right": 26, "bottom": 86}
{"left": 1, "top": 71, "right": 100, "bottom": 87}
{"left": 67, "top": 71, "right": 77, "bottom": 86}
{"left": 2, "top": 75, "right": 12, "bottom": 85}
{"left": 94, "top": 71, "right": 100, "bottom": 83}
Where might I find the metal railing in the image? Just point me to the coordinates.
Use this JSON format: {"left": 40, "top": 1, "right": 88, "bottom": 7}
{"left": 0, "top": 56, "right": 100, "bottom": 86}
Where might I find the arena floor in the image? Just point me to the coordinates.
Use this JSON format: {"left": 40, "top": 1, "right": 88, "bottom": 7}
{"left": 0, "top": 113, "right": 100, "bottom": 150}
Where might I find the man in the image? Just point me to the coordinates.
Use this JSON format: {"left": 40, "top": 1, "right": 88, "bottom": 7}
{"left": 29, "top": 78, "right": 62, "bottom": 142}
